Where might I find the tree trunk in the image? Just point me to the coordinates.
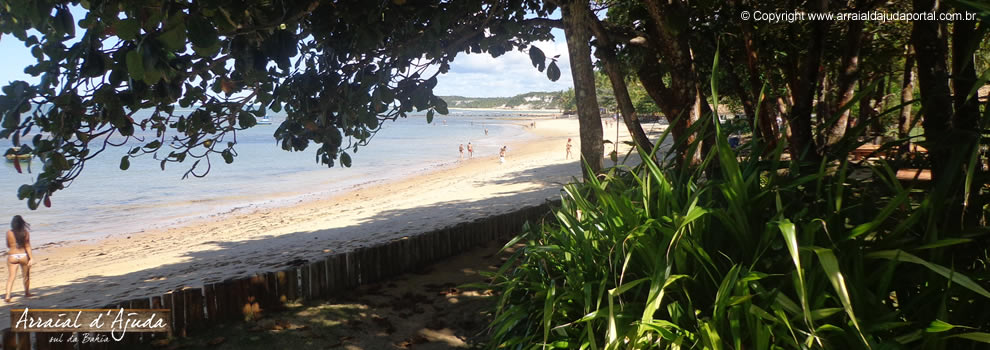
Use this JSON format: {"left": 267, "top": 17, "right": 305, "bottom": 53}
{"left": 898, "top": 45, "right": 915, "bottom": 153}
{"left": 588, "top": 17, "right": 654, "bottom": 154}
{"left": 815, "top": 72, "right": 831, "bottom": 146}
{"left": 950, "top": 18, "right": 981, "bottom": 223}
{"left": 826, "top": 19, "right": 866, "bottom": 148}
{"left": 642, "top": 0, "right": 709, "bottom": 166}
{"left": 911, "top": 0, "right": 953, "bottom": 184}
{"left": 636, "top": 62, "right": 697, "bottom": 167}
{"left": 785, "top": 0, "right": 826, "bottom": 164}
{"left": 857, "top": 74, "right": 887, "bottom": 142}
{"left": 734, "top": 0, "right": 778, "bottom": 152}
{"left": 560, "top": 0, "right": 604, "bottom": 179}
{"left": 869, "top": 74, "right": 888, "bottom": 140}
{"left": 951, "top": 20, "right": 979, "bottom": 131}
{"left": 855, "top": 77, "right": 872, "bottom": 141}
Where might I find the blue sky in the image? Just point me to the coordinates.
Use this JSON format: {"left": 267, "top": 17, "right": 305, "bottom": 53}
{"left": 433, "top": 29, "right": 573, "bottom": 97}
{"left": 0, "top": 18, "right": 572, "bottom": 99}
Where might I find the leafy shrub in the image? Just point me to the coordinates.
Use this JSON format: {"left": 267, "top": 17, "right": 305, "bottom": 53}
{"left": 487, "top": 117, "right": 990, "bottom": 349}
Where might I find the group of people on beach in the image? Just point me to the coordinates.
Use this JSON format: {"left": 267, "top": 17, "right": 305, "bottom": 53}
{"left": 459, "top": 143, "right": 474, "bottom": 159}
{"left": 459, "top": 142, "right": 510, "bottom": 164}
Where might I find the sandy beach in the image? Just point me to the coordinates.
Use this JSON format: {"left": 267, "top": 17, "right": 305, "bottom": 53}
{"left": 0, "top": 117, "right": 645, "bottom": 327}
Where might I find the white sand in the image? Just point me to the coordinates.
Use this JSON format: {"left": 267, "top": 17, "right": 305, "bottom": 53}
{"left": 0, "top": 117, "right": 647, "bottom": 327}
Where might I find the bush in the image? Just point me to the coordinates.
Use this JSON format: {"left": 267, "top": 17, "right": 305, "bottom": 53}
{"left": 486, "top": 121, "right": 990, "bottom": 349}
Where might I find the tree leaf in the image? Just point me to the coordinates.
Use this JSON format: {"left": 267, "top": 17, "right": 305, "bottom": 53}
{"left": 926, "top": 320, "right": 955, "bottom": 333}
{"left": 115, "top": 19, "right": 140, "bottom": 40}
{"left": 119, "top": 156, "right": 130, "bottom": 170}
{"left": 125, "top": 50, "right": 144, "bottom": 80}
{"left": 341, "top": 152, "right": 351, "bottom": 167}
{"left": 187, "top": 15, "right": 219, "bottom": 48}
{"left": 529, "top": 46, "right": 546, "bottom": 72}
{"left": 435, "top": 98, "right": 448, "bottom": 115}
{"left": 867, "top": 250, "right": 990, "bottom": 298}
{"left": 949, "top": 332, "right": 990, "bottom": 343}
{"left": 779, "top": 219, "right": 814, "bottom": 330}
{"left": 547, "top": 61, "right": 561, "bottom": 81}
{"left": 238, "top": 112, "right": 258, "bottom": 128}
{"left": 54, "top": 8, "right": 75, "bottom": 37}
{"left": 812, "top": 247, "right": 867, "bottom": 346}
{"left": 426, "top": 109, "right": 434, "bottom": 123}
{"left": 159, "top": 23, "right": 187, "bottom": 51}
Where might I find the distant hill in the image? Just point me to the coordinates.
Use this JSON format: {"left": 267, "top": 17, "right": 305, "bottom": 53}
{"left": 439, "top": 91, "right": 561, "bottom": 110}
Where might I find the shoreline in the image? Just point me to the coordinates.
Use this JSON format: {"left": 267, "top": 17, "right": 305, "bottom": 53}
{"left": 0, "top": 118, "right": 641, "bottom": 327}
{"left": 448, "top": 107, "right": 562, "bottom": 114}
{"left": 28, "top": 121, "right": 537, "bottom": 249}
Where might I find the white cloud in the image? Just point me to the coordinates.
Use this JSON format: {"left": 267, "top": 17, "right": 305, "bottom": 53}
{"left": 433, "top": 38, "right": 573, "bottom": 98}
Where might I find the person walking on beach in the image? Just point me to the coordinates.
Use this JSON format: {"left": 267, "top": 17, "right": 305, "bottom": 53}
{"left": 458, "top": 144, "right": 464, "bottom": 160}
{"left": 467, "top": 142, "right": 474, "bottom": 158}
{"left": 5, "top": 215, "right": 34, "bottom": 302}
{"left": 499, "top": 146, "right": 507, "bottom": 164}
{"left": 566, "top": 138, "right": 573, "bottom": 159}
{"left": 484, "top": 128, "right": 488, "bottom": 136}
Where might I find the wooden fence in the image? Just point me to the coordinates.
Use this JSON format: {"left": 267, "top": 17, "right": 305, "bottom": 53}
{"left": 0, "top": 202, "right": 556, "bottom": 349}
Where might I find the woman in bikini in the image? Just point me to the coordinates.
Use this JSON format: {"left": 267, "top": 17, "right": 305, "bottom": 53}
{"left": 566, "top": 138, "right": 573, "bottom": 159}
{"left": 5, "top": 215, "right": 34, "bottom": 302}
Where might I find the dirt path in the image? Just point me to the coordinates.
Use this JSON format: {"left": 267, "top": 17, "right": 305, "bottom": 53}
{"left": 144, "top": 240, "right": 515, "bottom": 349}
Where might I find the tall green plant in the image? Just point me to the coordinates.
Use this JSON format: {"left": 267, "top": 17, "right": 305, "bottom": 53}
{"left": 486, "top": 46, "right": 990, "bottom": 349}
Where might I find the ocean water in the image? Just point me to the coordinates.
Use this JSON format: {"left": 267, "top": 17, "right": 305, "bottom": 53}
{"left": 0, "top": 109, "right": 544, "bottom": 244}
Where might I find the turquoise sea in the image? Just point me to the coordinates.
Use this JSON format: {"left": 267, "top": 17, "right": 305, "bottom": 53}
{"left": 0, "top": 109, "right": 543, "bottom": 245}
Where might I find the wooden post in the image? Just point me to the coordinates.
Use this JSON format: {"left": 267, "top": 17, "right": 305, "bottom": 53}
{"left": 379, "top": 244, "right": 389, "bottom": 280}
{"left": 239, "top": 278, "right": 255, "bottom": 321}
{"left": 463, "top": 222, "right": 475, "bottom": 248}
{"left": 337, "top": 253, "right": 349, "bottom": 292}
{"left": 300, "top": 264, "right": 311, "bottom": 301}
{"left": 172, "top": 289, "right": 187, "bottom": 337}
{"left": 366, "top": 246, "right": 378, "bottom": 283}
{"left": 253, "top": 273, "right": 271, "bottom": 312}
{"left": 185, "top": 288, "right": 205, "bottom": 334}
{"left": 352, "top": 248, "right": 363, "bottom": 285}
{"left": 161, "top": 292, "right": 175, "bottom": 337}
{"left": 1, "top": 328, "right": 14, "bottom": 350}
{"left": 347, "top": 248, "right": 361, "bottom": 287}
{"left": 149, "top": 295, "right": 165, "bottom": 341}
{"left": 397, "top": 238, "right": 410, "bottom": 274}
{"left": 221, "top": 279, "right": 237, "bottom": 322}
{"left": 309, "top": 260, "right": 324, "bottom": 299}
{"left": 384, "top": 241, "right": 397, "bottom": 278}
{"left": 457, "top": 223, "right": 469, "bottom": 250}
{"left": 440, "top": 229, "right": 451, "bottom": 259}
{"left": 232, "top": 278, "right": 247, "bottom": 321}
{"left": 323, "top": 256, "right": 338, "bottom": 296}
{"left": 415, "top": 236, "right": 426, "bottom": 269}
{"left": 204, "top": 283, "right": 218, "bottom": 324}
{"left": 491, "top": 216, "right": 500, "bottom": 241}
{"left": 14, "top": 331, "right": 29, "bottom": 350}
{"left": 276, "top": 270, "right": 290, "bottom": 306}
{"left": 497, "top": 215, "right": 509, "bottom": 242}
{"left": 211, "top": 282, "right": 228, "bottom": 322}
{"left": 356, "top": 247, "right": 366, "bottom": 286}
{"left": 319, "top": 259, "right": 330, "bottom": 298}
{"left": 36, "top": 332, "right": 52, "bottom": 350}
{"left": 265, "top": 271, "right": 281, "bottom": 311}
{"left": 285, "top": 268, "right": 298, "bottom": 302}
{"left": 130, "top": 297, "right": 152, "bottom": 344}
{"left": 425, "top": 232, "right": 435, "bottom": 264}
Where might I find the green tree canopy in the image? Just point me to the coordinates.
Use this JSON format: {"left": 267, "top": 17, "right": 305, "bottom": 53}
{"left": 0, "top": 0, "right": 561, "bottom": 208}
